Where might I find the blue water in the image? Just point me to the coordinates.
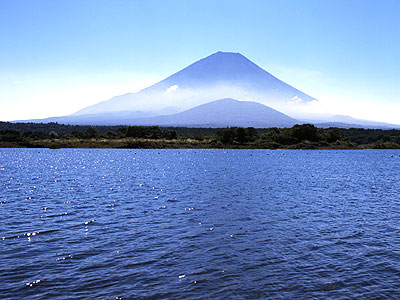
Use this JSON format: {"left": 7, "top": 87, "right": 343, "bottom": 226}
{"left": 1, "top": 149, "right": 400, "bottom": 299}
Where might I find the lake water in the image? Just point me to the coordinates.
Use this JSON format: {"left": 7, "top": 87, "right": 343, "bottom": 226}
{"left": 1, "top": 148, "right": 400, "bottom": 299}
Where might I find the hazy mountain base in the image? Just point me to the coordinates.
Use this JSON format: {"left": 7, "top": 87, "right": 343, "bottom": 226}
{"left": 17, "top": 98, "right": 299, "bottom": 128}
{"left": 1, "top": 123, "right": 400, "bottom": 149}
{"left": 73, "top": 52, "right": 315, "bottom": 116}
{"left": 17, "top": 52, "right": 399, "bottom": 129}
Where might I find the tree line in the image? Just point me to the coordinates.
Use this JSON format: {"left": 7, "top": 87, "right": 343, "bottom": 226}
{"left": 1, "top": 122, "right": 400, "bottom": 149}
{"left": 0, "top": 125, "right": 177, "bottom": 142}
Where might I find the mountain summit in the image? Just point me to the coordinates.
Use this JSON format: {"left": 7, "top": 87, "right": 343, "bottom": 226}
{"left": 74, "top": 51, "right": 316, "bottom": 116}
{"left": 154, "top": 51, "right": 283, "bottom": 85}
{"left": 16, "top": 52, "right": 398, "bottom": 129}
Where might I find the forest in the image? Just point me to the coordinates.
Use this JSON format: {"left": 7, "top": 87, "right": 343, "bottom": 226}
{"left": 0, "top": 121, "right": 400, "bottom": 149}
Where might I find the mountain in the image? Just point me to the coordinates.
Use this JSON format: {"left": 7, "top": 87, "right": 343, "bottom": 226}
{"left": 13, "top": 107, "right": 182, "bottom": 126}
{"left": 15, "top": 110, "right": 159, "bottom": 126}
{"left": 20, "top": 98, "right": 298, "bottom": 127}
{"left": 129, "top": 98, "right": 298, "bottom": 127}
{"left": 73, "top": 51, "right": 316, "bottom": 116}
{"left": 18, "top": 51, "right": 396, "bottom": 129}
{"left": 311, "top": 115, "right": 400, "bottom": 129}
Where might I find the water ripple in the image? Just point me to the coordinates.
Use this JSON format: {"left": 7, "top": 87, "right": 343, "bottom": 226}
{"left": 1, "top": 149, "right": 400, "bottom": 299}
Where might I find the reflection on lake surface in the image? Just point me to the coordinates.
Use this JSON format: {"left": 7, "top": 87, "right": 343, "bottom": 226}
{"left": 1, "top": 148, "right": 400, "bottom": 299}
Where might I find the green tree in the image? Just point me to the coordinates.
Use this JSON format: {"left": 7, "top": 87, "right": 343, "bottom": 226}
{"left": 261, "top": 127, "right": 280, "bottom": 142}
{"left": 162, "top": 130, "right": 177, "bottom": 140}
{"left": 235, "top": 127, "right": 247, "bottom": 144}
{"left": 246, "top": 127, "right": 257, "bottom": 141}
{"left": 276, "top": 128, "right": 296, "bottom": 145}
{"left": 85, "top": 126, "right": 98, "bottom": 139}
{"left": 49, "top": 131, "right": 59, "bottom": 139}
{"left": 71, "top": 131, "right": 84, "bottom": 138}
{"left": 0, "top": 130, "right": 24, "bottom": 142}
{"left": 217, "top": 128, "right": 235, "bottom": 144}
{"left": 117, "top": 127, "right": 128, "bottom": 138}
{"left": 291, "top": 124, "right": 319, "bottom": 143}
{"left": 105, "top": 131, "right": 117, "bottom": 139}
{"left": 326, "top": 129, "right": 343, "bottom": 143}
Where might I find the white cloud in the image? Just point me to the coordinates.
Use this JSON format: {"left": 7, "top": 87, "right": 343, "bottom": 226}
{"left": 166, "top": 84, "right": 179, "bottom": 92}
{"left": 288, "top": 95, "right": 302, "bottom": 104}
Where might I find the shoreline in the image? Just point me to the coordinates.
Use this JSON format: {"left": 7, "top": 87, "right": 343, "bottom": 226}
{"left": 0, "top": 138, "right": 395, "bottom": 150}
{"left": 2, "top": 123, "right": 400, "bottom": 150}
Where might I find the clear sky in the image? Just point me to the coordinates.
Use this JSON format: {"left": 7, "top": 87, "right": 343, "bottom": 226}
{"left": 1, "top": 0, "right": 399, "bottom": 123}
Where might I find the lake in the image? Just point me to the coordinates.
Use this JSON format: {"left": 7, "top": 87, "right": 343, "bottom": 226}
{"left": 1, "top": 148, "right": 400, "bottom": 299}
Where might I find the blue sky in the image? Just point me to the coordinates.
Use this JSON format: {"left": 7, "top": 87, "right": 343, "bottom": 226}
{"left": 1, "top": 0, "right": 399, "bottom": 123}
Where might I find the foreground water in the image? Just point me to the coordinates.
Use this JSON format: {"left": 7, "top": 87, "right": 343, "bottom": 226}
{"left": 1, "top": 149, "right": 400, "bottom": 299}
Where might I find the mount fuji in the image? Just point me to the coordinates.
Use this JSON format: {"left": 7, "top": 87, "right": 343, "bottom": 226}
{"left": 72, "top": 51, "right": 315, "bottom": 118}
{"left": 19, "top": 51, "right": 320, "bottom": 127}
{"left": 15, "top": 52, "right": 400, "bottom": 128}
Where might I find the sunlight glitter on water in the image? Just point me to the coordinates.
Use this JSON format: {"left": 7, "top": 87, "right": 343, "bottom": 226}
{"left": 1, "top": 149, "right": 400, "bottom": 299}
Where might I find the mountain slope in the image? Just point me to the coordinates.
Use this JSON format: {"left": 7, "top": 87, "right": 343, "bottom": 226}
{"left": 14, "top": 111, "right": 159, "bottom": 126}
{"left": 18, "top": 98, "right": 298, "bottom": 127}
{"left": 73, "top": 51, "right": 316, "bottom": 116}
{"left": 310, "top": 115, "right": 400, "bottom": 129}
{"left": 124, "top": 98, "right": 298, "bottom": 127}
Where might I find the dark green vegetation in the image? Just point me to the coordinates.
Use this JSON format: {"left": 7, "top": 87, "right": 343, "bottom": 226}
{"left": 0, "top": 121, "right": 399, "bottom": 149}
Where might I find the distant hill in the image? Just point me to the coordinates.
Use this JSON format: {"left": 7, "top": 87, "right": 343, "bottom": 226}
{"left": 308, "top": 115, "right": 400, "bottom": 129}
{"left": 14, "top": 107, "right": 181, "bottom": 126}
{"left": 18, "top": 98, "right": 299, "bottom": 127}
{"left": 15, "top": 110, "right": 158, "bottom": 126}
{"left": 17, "top": 98, "right": 399, "bottom": 129}
{"left": 128, "top": 98, "right": 299, "bottom": 127}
